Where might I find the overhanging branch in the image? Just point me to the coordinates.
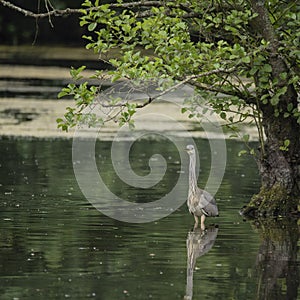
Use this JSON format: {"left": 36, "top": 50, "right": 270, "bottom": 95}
{"left": 0, "top": 0, "right": 166, "bottom": 19}
{"left": 0, "top": 0, "right": 82, "bottom": 18}
{"left": 138, "top": 68, "right": 238, "bottom": 108}
{"left": 100, "top": 67, "right": 238, "bottom": 111}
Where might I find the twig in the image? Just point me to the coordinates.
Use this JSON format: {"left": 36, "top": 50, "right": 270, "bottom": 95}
{"left": 44, "top": 0, "right": 55, "bottom": 27}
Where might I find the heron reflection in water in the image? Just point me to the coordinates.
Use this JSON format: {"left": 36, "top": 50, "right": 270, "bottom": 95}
{"left": 184, "top": 226, "right": 219, "bottom": 300}
{"left": 185, "top": 145, "right": 219, "bottom": 230}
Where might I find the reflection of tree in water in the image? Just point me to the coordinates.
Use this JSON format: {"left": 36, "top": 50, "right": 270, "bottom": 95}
{"left": 253, "top": 218, "right": 299, "bottom": 300}
{"left": 184, "top": 225, "right": 218, "bottom": 300}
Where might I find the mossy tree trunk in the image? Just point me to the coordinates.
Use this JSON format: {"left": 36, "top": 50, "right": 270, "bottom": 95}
{"left": 249, "top": 113, "right": 300, "bottom": 216}
{"left": 242, "top": 0, "right": 300, "bottom": 217}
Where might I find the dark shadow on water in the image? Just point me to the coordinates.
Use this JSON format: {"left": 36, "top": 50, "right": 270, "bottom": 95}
{"left": 251, "top": 218, "right": 299, "bottom": 300}
{"left": 184, "top": 225, "right": 219, "bottom": 300}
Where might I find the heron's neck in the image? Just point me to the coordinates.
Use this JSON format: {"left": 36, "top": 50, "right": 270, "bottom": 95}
{"left": 189, "top": 154, "right": 197, "bottom": 193}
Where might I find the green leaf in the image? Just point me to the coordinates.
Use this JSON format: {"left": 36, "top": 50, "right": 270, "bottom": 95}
{"left": 270, "top": 96, "right": 279, "bottom": 106}
{"left": 250, "top": 148, "right": 255, "bottom": 155}
{"left": 70, "top": 66, "right": 86, "bottom": 80}
{"left": 181, "top": 107, "right": 188, "bottom": 114}
{"left": 284, "top": 139, "right": 290, "bottom": 147}
{"left": 220, "top": 112, "right": 227, "bottom": 120}
{"left": 242, "top": 134, "right": 250, "bottom": 143}
{"left": 88, "top": 22, "right": 97, "bottom": 31}
{"left": 261, "top": 64, "right": 272, "bottom": 73}
{"left": 249, "top": 66, "right": 258, "bottom": 76}
{"left": 287, "top": 103, "right": 294, "bottom": 112}
{"left": 58, "top": 90, "right": 69, "bottom": 98}
{"left": 111, "top": 74, "right": 122, "bottom": 82}
{"left": 241, "top": 56, "right": 251, "bottom": 63}
{"left": 280, "top": 139, "right": 290, "bottom": 151}
{"left": 280, "top": 72, "right": 287, "bottom": 80}
{"left": 238, "top": 150, "right": 248, "bottom": 157}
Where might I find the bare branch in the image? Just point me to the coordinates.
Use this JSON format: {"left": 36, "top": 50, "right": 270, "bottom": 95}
{"left": 0, "top": 0, "right": 82, "bottom": 18}
{"left": 0, "top": 0, "right": 166, "bottom": 19}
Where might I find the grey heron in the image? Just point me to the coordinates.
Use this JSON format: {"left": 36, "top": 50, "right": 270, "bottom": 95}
{"left": 185, "top": 144, "right": 219, "bottom": 229}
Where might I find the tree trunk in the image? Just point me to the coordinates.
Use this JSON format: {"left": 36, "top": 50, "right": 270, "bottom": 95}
{"left": 242, "top": 0, "right": 300, "bottom": 217}
{"left": 242, "top": 90, "right": 300, "bottom": 217}
{"left": 247, "top": 104, "right": 300, "bottom": 216}
{"left": 259, "top": 103, "right": 300, "bottom": 196}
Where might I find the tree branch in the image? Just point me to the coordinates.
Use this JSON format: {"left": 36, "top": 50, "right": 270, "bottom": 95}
{"left": 177, "top": 67, "right": 257, "bottom": 105}
{"left": 100, "top": 67, "right": 238, "bottom": 111}
{"left": 0, "top": 0, "right": 82, "bottom": 18}
{"left": 0, "top": 0, "right": 166, "bottom": 19}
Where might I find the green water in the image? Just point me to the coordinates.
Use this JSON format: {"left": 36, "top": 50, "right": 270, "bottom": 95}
{"left": 0, "top": 138, "right": 298, "bottom": 299}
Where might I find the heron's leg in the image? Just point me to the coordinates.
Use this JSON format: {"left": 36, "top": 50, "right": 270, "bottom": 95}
{"left": 200, "top": 215, "right": 206, "bottom": 231}
{"left": 193, "top": 215, "right": 199, "bottom": 229}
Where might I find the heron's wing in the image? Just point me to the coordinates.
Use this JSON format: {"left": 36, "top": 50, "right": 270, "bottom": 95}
{"left": 197, "top": 189, "right": 219, "bottom": 216}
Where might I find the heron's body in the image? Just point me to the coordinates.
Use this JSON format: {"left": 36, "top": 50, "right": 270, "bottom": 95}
{"left": 186, "top": 145, "right": 219, "bottom": 229}
{"left": 187, "top": 188, "right": 218, "bottom": 217}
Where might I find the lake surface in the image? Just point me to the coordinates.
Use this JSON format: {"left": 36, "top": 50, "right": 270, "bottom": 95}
{"left": 0, "top": 137, "right": 298, "bottom": 299}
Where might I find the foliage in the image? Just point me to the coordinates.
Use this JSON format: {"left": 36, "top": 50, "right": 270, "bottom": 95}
{"left": 58, "top": 0, "right": 300, "bottom": 154}
{"left": 57, "top": 66, "right": 103, "bottom": 131}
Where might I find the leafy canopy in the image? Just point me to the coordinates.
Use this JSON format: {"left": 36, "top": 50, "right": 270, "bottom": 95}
{"left": 58, "top": 0, "right": 300, "bottom": 148}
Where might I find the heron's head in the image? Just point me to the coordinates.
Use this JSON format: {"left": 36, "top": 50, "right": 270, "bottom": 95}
{"left": 185, "top": 144, "right": 195, "bottom": 155}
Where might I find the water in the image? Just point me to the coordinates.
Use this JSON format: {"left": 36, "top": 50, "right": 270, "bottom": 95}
{"left": 0, "top": 138, "right": 298, "bottom": 299}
